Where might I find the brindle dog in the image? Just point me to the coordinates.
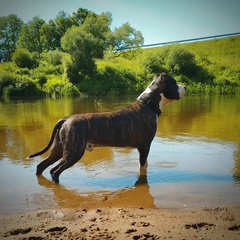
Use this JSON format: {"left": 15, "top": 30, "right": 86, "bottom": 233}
{"left": 28, "top": 73, "right": 186, "bottom": 183}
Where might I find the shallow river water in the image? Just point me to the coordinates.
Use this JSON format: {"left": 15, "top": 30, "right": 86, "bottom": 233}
{"left": 0, "top": 95, "right": 240, "bottom": 213}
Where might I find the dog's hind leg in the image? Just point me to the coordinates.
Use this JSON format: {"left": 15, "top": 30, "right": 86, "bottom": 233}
{"left": 137, "top": 145, "right": 150, "bottom": 175}
{"left": 36, "top": 131, "right": 63, "bottom": 175}
{"left": 50, "top": 137, "right": 86, "bottom": 183}
{"left": 50, "top": 122, "right": 89, "bottom": 183}
{"left": 50, "top": 144, "right": 86, "bottom": 183}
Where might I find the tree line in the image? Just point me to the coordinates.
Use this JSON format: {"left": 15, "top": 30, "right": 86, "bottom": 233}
{"left": 0, "top": 8, "right": 143, "bottom": 78}
{"left": 0, "top": 8, "right": 239, "bottom": 98}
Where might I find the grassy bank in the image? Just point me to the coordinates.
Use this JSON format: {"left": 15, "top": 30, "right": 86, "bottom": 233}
{"left": 1, "top": 36, "right": 240, "bottom": 99}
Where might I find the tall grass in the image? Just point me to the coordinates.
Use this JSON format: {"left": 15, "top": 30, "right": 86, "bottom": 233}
{"left": 186, "top": 83, "right": 240, "bottom": 95}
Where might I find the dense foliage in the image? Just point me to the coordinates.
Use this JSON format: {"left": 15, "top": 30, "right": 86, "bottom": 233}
{"left": 0, "top": 8, "right": 239, "bottom": 99}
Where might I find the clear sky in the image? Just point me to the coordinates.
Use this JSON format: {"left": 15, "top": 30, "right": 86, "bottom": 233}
{"left": 0, "top": 0, "right": 239, "bottom": 45}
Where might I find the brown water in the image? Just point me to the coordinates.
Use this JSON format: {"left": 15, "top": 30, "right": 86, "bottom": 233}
{"left": 0, "top": 95, "right": 240, "bottom": 213}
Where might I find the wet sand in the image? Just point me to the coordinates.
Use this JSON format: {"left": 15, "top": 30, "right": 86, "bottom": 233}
{"left": 1, "top": 206, "right": 240, "bottom": 239}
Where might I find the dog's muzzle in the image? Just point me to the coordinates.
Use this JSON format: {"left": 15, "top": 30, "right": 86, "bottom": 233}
{"left": 178, "top": 85, "right": 186, "bottom": 99}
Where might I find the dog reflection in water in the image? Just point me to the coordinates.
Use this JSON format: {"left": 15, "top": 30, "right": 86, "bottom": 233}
{"left": 37, "top": 174, "right": 154, "bottom": 208}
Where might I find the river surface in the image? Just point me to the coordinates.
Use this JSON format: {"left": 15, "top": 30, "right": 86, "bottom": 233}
{"left": 0, "top": 95, "right": 240, "bottom": 213}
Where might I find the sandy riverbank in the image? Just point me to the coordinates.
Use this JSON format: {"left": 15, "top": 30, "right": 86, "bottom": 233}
{"left": 1, "top": 206, "right": 240, "bottom": 239}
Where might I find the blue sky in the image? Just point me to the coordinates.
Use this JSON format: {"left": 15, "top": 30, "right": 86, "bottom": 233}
{"left": 0, "top": 0, "right": 239, "bottom": 45}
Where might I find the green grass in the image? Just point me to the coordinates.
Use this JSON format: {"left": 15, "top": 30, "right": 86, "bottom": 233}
{"left": 101, "top": 35, "right": 240, "bottom": 95}
{"left": 1, "top": 36, "right": 240, "bottom": 98}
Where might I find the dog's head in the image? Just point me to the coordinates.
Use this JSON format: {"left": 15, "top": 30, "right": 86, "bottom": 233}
{"left": 137, "top": 73, "right": 186, "bottom": 113}
{"left": 154, "top": 73, "right": 186, "bottom": 109}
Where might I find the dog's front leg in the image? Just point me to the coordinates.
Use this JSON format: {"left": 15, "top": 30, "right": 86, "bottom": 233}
{"left": 137, "top": 145, "right": 150, "bottom": 175}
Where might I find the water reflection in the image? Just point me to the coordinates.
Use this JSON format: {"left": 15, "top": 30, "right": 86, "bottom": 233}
{"left": 0, "top": 95, "right": 240, "bottom": 212}
{"left": 233, "top": 147, "right": 240, "bottom": 184}
{"left": 37, "top": 174, "right": 155, "bottom": 209}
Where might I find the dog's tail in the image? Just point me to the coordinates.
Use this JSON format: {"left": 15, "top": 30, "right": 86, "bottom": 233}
{"left": 27, "top": 117, "right": 67, "bottom": 158}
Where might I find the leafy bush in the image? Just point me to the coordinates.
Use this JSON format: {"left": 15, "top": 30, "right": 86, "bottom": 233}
{"left": 41, "top": 50, "right": 65, "bottom": 66}
{"left": 140, "top": 49, "right": 168, "bottom": 74}
{"left": 174, "top": 74, "right": 191, "bottom": 84}
{"left": 166, "top": 46, "right": 198, "bottom": 77}
{"left": 14, "top": 68, "right": 30, "bottom": 75}
{"left": 8, "top": 76, "right": 41, "bottom": 97}
{"left": 32, "top": 73, "right": 47, "bottom": 87}
{"left": 0, "top": 72, "right": 42, "bottom": 98}
{"left": 12, "top": 48, "right": 38, "bottom": 69}
{"left": 0, "top": 72, "right": 16, "bottom": 97}
{"left": 43, "top": 75, "right": 80, "bottom": 97}
{"left": 37, "top": 63, "right": 62, "bottom": 75}
{"left": 80, "top": 65, "right": 141, "bottom": 96}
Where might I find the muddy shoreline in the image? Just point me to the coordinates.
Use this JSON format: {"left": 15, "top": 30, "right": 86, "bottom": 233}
{"left": 1, "top": 206, "right": 240, "bottom": 239}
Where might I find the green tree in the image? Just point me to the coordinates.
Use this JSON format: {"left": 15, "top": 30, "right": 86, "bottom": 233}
{"left": 40, "top": 9, "right": 89, "bottom": 52}
{"left": 40, "top": 20, "right": 59, "bottom": 51}
{"left": 79, "top": 12, "right": 112, "bottom": 58}
{"left": 0, "top": 14, "right": 23, "bottom": 61}
{"left": 61, "top": 26, "right": 101, "bottom": 83}
{"left": 71, "top": 8, "right": 92, "bottom": 25}
{"left": 54, "top": 11, "right": 76, "bottom": 48}
{"left": 18, "top": 17, "right": 45, "bottom": 54}
{"left": 61, "top": 12, "right": 112, "bottom": 83}
{"left": 109, "top": 22, "right": 144, "bottom": 53}
{"left": 40, "top": 11, "right": 76, "bottom": 51}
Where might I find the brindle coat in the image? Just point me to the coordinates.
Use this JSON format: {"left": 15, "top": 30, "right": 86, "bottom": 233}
{"left": 28, "top": 73, "right": 185, "bottom": 183}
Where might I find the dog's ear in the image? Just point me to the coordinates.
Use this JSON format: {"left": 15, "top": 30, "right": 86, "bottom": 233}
{"left": 154, "top": 73, "right": 167, "bottom": 92}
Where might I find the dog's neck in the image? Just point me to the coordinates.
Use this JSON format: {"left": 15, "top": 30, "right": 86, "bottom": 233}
{"left": 137, "top": 81, "right": 162, "bottom": 116}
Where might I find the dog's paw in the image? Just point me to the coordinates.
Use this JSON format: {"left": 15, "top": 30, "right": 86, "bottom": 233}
{"left": 139, "top": 162, "right": 148, "bottom": 175}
